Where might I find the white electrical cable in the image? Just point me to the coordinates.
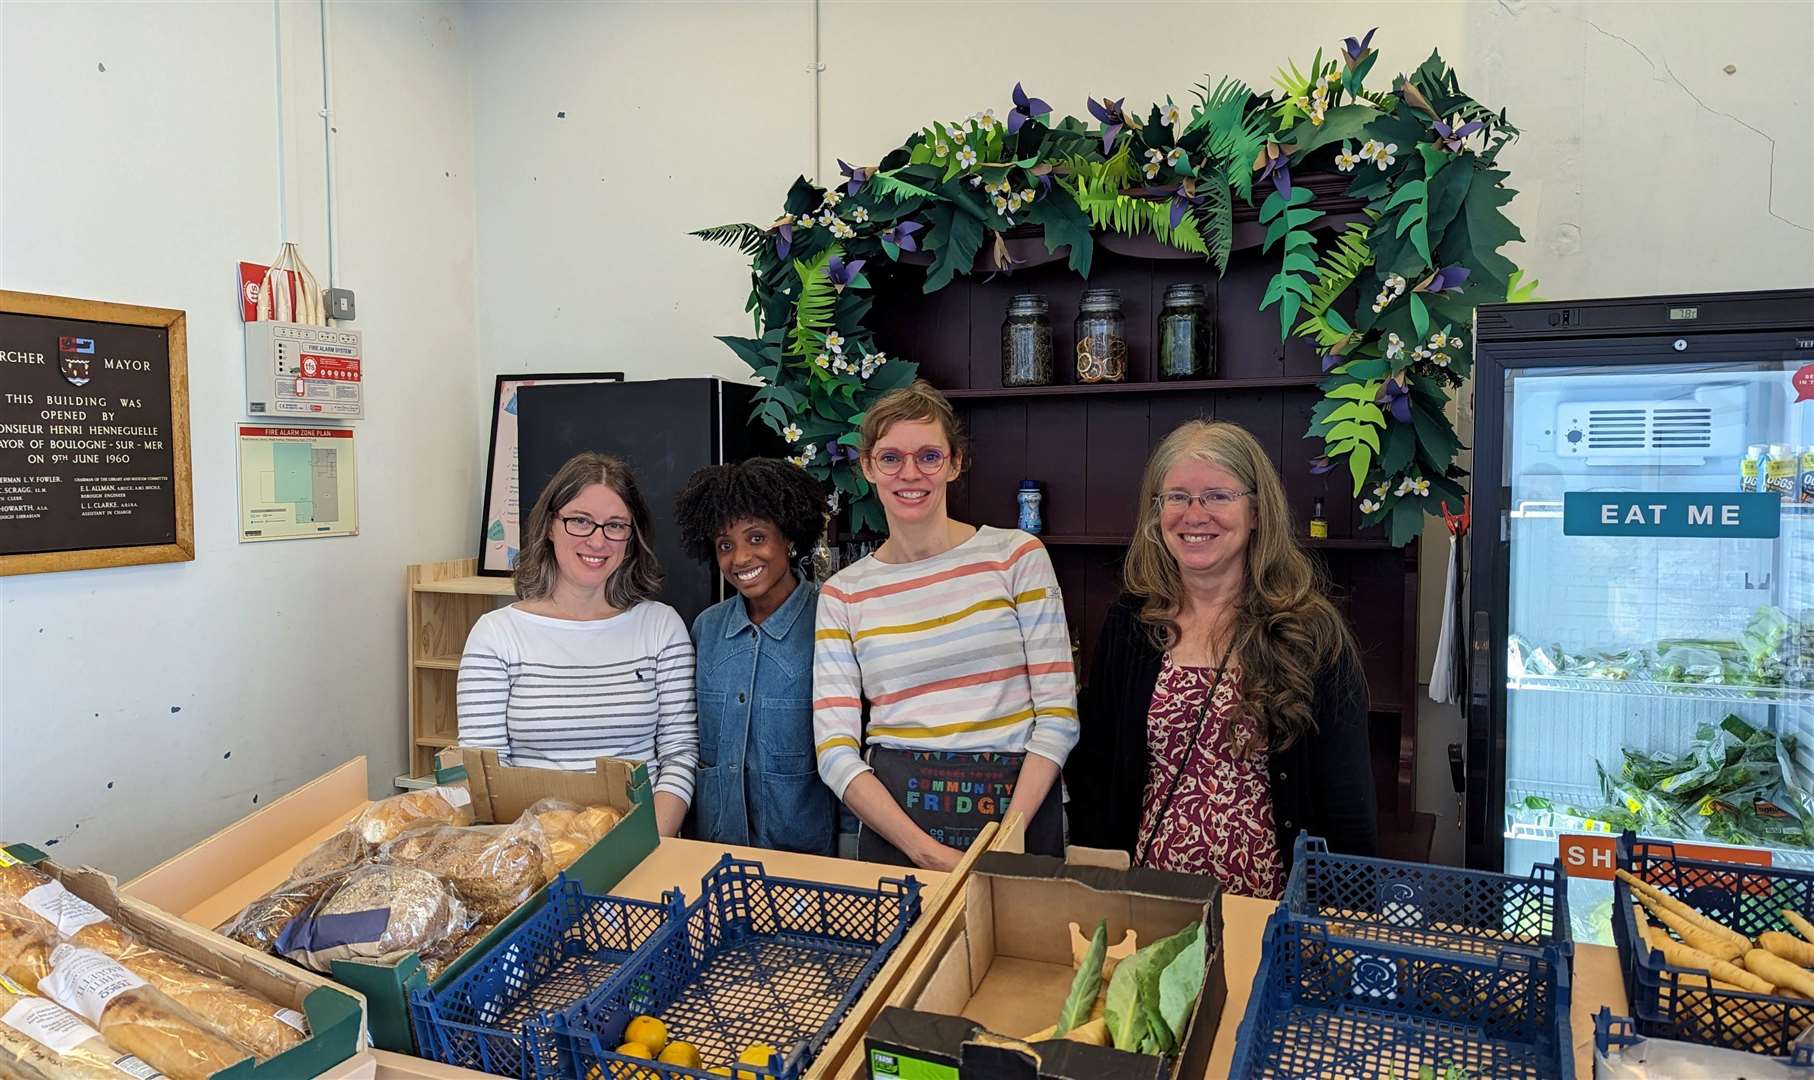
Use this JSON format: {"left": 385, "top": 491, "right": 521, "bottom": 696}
{"left": 318, "top": 0, "right": 340, "bottom": 292}
{"left": 272, "top": 0, "right": 289, "bottom": 245}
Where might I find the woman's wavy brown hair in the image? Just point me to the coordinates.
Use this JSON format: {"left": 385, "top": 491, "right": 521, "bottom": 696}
{"left": 514, "top": 452, "right": 663, "bottom": 607}
{"left": 1122, "top": 420, "right": 1358, "bottom": 751}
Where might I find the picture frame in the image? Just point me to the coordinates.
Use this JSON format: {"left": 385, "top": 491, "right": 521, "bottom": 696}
{"left": 478, "top": 371, "right": 624, "bottom": 576}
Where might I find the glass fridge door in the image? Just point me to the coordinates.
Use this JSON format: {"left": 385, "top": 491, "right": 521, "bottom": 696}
{"left": 1500, "top": 356, "right": 1814, "bottom": 945}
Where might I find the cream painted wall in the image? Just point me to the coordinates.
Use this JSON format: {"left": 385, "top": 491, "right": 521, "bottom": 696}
{"left": 0, "top": 1, "right": 481, "bottom": 876}
{"left": 468, "top": 0, "right": 1812, "bottom": 865}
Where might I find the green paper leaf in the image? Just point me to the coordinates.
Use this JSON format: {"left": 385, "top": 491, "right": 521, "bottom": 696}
{"left": 1380, "top": 420, "right": 1415, "bottom": 477}
{"left": 1423, "top": 159, "right": 1472, "bottom": 248}
{"left": 1325, "top": 382, "right": 1377, "bottom": 401}
{"left": 1285, "top": 206, "right": 1323, "bottom": 228}
{"left": 1330, "top": 419, "right": 1381, "bottom": 453}
{"left": 1409, "top": 294, "right": 1430, "bottom": 339}
{"left": 1282, "top": 251, "right": 1318, "bottom": 276}
{"left": 1382, "top": 179, "right": 1427, "bottom": 213}
{"left": 1288, "top": 104, "right": 1379, "bottom": 160}
{"left": 1389, "top": 496, "right": 1426, "bottom": 545}
{"left": 1277, "top": 292, "right": 1301, "bottom": 338}
{"left": 1411, "top": 398, "right": 1461, "bottom": 469}
{"left": 869, "top": 170, "right": 940, "bottom": 203}
{"left": 1337, "top": 356, "right": 1387, "bottom": 379}
{"left": 1327, "top": 400, "right": 1385, "bottom": 426}
{"left": 1347, "top": 442, "right": 1374, "bottom": 496}
{"left": 924, "top": 211, "right": 982, "bottom": 292}
{"left": 1323, "top": 308, "right": 1354, "bottom": 336}
{"left": 1025, "top": 192, "right": 1096, "bottom": 277}
{"left": 1263, "top": 216, "right": 1293, "bottom": 252}
{"left": 717, "top": 334, "right": 780, "bottom": 374}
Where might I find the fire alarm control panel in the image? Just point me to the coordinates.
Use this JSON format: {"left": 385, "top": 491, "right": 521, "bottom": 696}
{"left": 245, "top": 321, "right": 364, "bottom": 420}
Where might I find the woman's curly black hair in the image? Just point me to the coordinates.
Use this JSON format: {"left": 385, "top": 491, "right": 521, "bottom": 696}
{"left": 673, "top": 458, "right": 827, "bottom": 563}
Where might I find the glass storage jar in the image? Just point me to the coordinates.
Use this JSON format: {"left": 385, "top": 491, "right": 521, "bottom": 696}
{"left": 1000, "top": 294, "right": 1054, "bottom": 387}
{"left": 1075, "top": 287, "right": 1128, "bottom": 384}
{"left": 1157, "top": 283, "right": 1214, "bottom": 380}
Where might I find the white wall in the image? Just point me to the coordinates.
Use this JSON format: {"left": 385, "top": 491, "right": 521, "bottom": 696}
{"left": 0, "top": 0, "right": 480, "bottom": 876}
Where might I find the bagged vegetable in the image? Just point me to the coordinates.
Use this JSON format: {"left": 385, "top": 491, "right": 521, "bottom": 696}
{"left": 1742, "top": 606, "right": 1793, "bottom": 686}
{"left": 0, "top": 974, "right": 169, "bottom": 1080}
{"left": 277, "top": 865, "right": 470, "bottom": 973}
{"left": 1506, "top": 636, "right": 1561, "bottom": 678}
{"left": 377, "top": 819, "right": 550, "bottom": 923}
{"left": 1653, "top": 646, "right": 1727, "bottom": 685}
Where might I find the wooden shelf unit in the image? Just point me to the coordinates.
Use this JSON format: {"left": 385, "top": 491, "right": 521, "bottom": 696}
{"left": 860, "top": 172, "right": 1427, "bottom": 854}
{"left": 407, "top": 558, "right": 514, "bottom": 776}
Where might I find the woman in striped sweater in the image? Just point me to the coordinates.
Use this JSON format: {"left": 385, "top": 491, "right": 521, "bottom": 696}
{"left": 457, "top": 453, "right": 699, "bottom": 837}
{"left": 814, "top": 381, "right": 1079, "bottom": 869}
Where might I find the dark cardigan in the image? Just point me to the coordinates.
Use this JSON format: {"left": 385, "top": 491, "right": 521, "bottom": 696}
{"left": 1066, "top": 593, "right": 1378, "bottom": 874}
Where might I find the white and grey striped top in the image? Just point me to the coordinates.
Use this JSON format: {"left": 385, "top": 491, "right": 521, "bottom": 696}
{"left": 456, "top": 602, "right": 699, "bottom": 803}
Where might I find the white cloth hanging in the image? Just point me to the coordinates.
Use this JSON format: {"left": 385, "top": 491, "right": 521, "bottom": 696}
{"left": 1429, "top": 531, "right": 1461, "bottom": 704}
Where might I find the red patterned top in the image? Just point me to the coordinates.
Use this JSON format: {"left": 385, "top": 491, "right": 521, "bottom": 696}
{"left": 1136, "top": 654, "right": 1285, "bottom": 899}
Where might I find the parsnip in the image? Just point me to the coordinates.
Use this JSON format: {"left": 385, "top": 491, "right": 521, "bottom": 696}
{"left": 1616, "top": 870, "right": 1750, "bottom": 953}
{"left": 1783, "top": 909, "right": 1814, "bottom": 945}
{"left": 1748, "top": 949, "right": 1814, "bottom": 998}
{"left": 1632, "top": 893, "right": 1746, "bottom": 961}
{"left": 1760, "top": 931, "right": 1814, "bottom": 969}
{"left": 1649, "top": 936, "right": 1775, "bottom": 994}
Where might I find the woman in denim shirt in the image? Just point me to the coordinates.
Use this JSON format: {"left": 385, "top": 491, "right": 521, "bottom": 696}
{"left": 674, "top": 458, "right": 838, "bottom": 855}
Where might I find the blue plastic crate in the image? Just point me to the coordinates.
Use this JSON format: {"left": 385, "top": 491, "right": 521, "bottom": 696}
{"left": 1613, "top": 832, "right": 1814, "bottom": 1059}
{"left": 1231, "top": 909, "right": 1574, "bottom": 1079}
{"left": 1284, "top": 833, "right": 1572, "bottom": 962}
{"left": 407, "top": 876, "right": 674, "bottom": 1079}
{"left": 550, "top": 855, "right": 921, "bottom": 1080}
{"left": 1594, "top": 1007, "right": 1814, "bottom": 1071}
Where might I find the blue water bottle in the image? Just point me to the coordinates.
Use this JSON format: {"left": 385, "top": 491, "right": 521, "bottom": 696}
{"left": 1017, "top": 480, "right": 1043, "bottom": 534}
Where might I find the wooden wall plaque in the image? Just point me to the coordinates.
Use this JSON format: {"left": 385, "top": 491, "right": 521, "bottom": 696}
{"left": 0, "top": 290, "right": 193, "bottom": 575}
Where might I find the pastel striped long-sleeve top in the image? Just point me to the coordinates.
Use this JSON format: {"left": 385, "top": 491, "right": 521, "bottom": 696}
{"left": 457, "top": 602, "right": 700, "bottom": 803}
{"left": 812, "top": 525, "right": 1080, "bottom": 800}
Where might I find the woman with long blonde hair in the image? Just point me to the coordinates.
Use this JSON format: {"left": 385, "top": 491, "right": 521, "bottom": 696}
{"left": 1065, "top": 421, "right": 1374, "bottom": 895}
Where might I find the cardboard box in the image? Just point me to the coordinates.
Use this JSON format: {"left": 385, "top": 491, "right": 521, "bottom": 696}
{"left": 1, "top": 843, "right": 369, "bottom": 1078}
{"left": 124, "top": 752, "right": 659, "bottom": 1054}
{"left": 865, "top": 852, "right": 1225, "bottom": 1080}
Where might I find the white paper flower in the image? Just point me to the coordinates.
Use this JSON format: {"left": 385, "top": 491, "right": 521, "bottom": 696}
{"left": 788, "top": 454, "right": 807, "bottom": 468}
{"left": 1360, "top": 498, "right": 1381, "bottom": 514}
{"left": 824, "top": 331, "right": 845, "bottom": 353}
{"left": 1334, "top": 145, "right": 1361, "bottom": 172}
{"left": 974, "top": 107, "right": 999, "bottom": 125}
{"left": 782, "top": 423, "right": 803, "bottom": 443}
{"left": 865, "top": 351, "right": 887, "bottom": 368}
{"left": 950, "top": 126, "right": 967, "bottom": 145}
{"left": 796, "top": 215, "right": 814, "bottom": 231}
{"left": 832, "top": 356, "right": 850, "bottom": 373}
{"left": 1373, "top": 482, "right": 1390, "bottom": 499}
{"left": 1161, "top": 102, "right": 1183, "bottom": 126}
{"left": 1020, "top": 188, "right": 1036, "bottom": 202}
{"left": 822, "top": 190, "right": 843, "bottom": 207}
{"left": 814, "top": 353, "right": 831, "bottom": 370}
{"left": 997, "top": 179, "right": 1014, "bottom": 194}
{"left": 800, "top": 442, "right": 818, "bottom": 462}
{"left": 957, "top": 146, "right": 978, "bottom": 168}
{"left": 1385, "top": 333, "right": 1405, "bottom": 360}
{"left": 1359, "top": 139, "right": 1381, "bottom": 159}
{"left": 1143, "top": 162, "right": 1161, "bottom": 179}
{"left": 832, "top": 220, "right": 855, "bottom": 239}
{"left": 1451, "top": 336, "right": 1466, "bottom": 351}
{"left": 851, "top": 206, "right": 870, "bottom": 224}
{"left": 1146, "top": 148, "right": 1165, "bottom": 163}
{"left": 934, "top": 142, "right": 949, "bottom": 158}
{"left": 827, "top": 490, "right": 841, "bottom": 511}
{"left": 1429, "top": 332, "right": 1447, "bottom": 348}
{"left": 1409, "top": 477, "right": 1431, "bottom": 497}
{"left": 1008, "top": 192, "right": 1024, "bottom": 211}
{"left": 993, "top": 194, "right": 1010, "bottom": 213}
{"left": 1373, "top": 142, "right": 1398, "bottom": 169}
{"left": 1386, "top": 274, "right": 1407, "bottom": 294}
{"left": 1166, "top": 148, "right": 1186, "bottom": 168}
{"left": 969, "top": 175, "right": 984, "bottom": 187}
{"left": 1433, "top": 352, "right": 1452, "bottom": 367}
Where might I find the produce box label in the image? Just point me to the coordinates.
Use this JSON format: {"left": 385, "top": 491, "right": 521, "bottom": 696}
{"left": 1562, "top": 491, "right": 1780, "bottom": 539}
{"left": 1561, "top": 833, "right": 1773, "bottom": 880}
{"left": 869, "top": 1049, "right": 957, "bottom": 1080}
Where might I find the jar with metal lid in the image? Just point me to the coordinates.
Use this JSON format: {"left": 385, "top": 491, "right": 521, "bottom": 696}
{"left": 1157, "top": 283, "right": 1213, "bottom": 380}
{"left": 1075, "top": 287, "right": 1128, "bottom": 384}
{"left": 1000, "top": 293, "right": 1053, "bottom": 387}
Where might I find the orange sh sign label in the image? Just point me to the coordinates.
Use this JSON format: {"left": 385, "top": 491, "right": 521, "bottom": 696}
{"left": 1559, "top": 833, "right": 1773, "bottom": 880}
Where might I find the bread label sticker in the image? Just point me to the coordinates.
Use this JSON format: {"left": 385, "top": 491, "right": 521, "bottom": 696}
{"left": 41, "top": 946, "right": 147, "bottom": 1025}
{"left": 274, "top": 1007, "right": 308, "bottom": 1033}
{"left": 110, "top": 1056, "right": 165, "bottom": 1079}
{"left": 440, "top": 784, "right": 473, "bottom": 809}
{"left": 21, "top": 881, "right": 111, "bottom": 937}
{"left": 0, "top": 849, "right": 19, "bottom": 867}
{"left": 2, "top": 995, "right": 103, "bottom": 1055}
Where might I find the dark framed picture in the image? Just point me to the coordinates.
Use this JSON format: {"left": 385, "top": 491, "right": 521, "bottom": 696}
{"left": 478, "top": 371, "right": 625, "bottom": 576}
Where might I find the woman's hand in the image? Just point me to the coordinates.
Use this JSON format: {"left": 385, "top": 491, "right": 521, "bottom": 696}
{"left": 911, "top": 840, "right": 964, "bottom": 872}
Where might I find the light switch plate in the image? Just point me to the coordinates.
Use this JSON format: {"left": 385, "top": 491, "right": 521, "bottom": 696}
{"left": 326, "top": 288, "right": 356, "bottom": 321}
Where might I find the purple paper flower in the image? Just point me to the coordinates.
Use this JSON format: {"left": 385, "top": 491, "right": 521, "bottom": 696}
{"left": 837, "top": 159, "right": 870, "bottom": 197}
{"left": 1321, "top": 350, "right": 1344, "bottom": 373}
{"left": 775, "top": 222, "right": 793, "bottom": 260}
{"left": 1342, "top": 28, "right": 1378, "bottom": 68}
{"left": 1008, "top": 83, "right": 1051, "bottom": 134}
{"left": 1417, "top": 265, "right": 1471, "bottom": 294}
{"left": 1379, "top": 379, "right": 1412, "bottom": 424}
{"left": 1169, "top": 185, "right": 1207, "bottom": 229}
{"left": 1310, "top": 457, "right": 1338, "bottom": 475}
{"left": 825, "top": 440, "right": 859, "bottom": 464}
{"left": 1255, "top": 144, "right": 1292, "bottom": 197}
{"left": 1087, "top": 96, "right": 1128, "bottom": 155}
{"left": 1431, "top": 118, "right": 1485, "bottom": 153}
{"left": 882, "top": 221, "right": 923, "bottom": 253}
{"left": 826, "top": 256, "right": 866, "bottom": 288}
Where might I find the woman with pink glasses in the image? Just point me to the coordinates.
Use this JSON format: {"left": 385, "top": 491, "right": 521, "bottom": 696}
{"left": 812, "top": 380, "right": 1078, "bottom": 869}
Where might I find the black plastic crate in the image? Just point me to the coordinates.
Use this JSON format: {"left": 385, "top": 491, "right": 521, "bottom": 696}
{"left": 1231, "top": 908, "right": 1573, "bottom": 1079}
{"left": 1283, "top": 833, "right": 1572, "bottom": 961}
{"left": 407, "top": 876, "right": 674, "bottom": 1078}
{"left": 1614, "top": 831, "right": 1814, "bottom": 1059}
{"left": 550, "top": 855, "right": 921, "bottom": 1080}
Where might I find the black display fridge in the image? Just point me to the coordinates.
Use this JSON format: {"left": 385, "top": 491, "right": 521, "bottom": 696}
{"left": 1467, "top": 288, "right": 1814, "bottom": 943}
{"left": 517, "top": 377, "right": 785, "bottom": 626}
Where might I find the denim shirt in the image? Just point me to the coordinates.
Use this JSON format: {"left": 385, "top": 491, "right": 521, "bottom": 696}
{"left": 689, "top": 577, "right": 837, "bottom": 855}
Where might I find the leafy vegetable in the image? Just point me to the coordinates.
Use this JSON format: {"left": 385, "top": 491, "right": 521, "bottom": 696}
{"left": 1103, "top": 941, "right": 1148, "bottom": 1051}
{"left": 1055, "top": 920, "right": 1107, "bottom": 1037}
{"left": 1104, "top": 920, "right": 1209, "bottom": 1054}
{"left": 1157, "top": 924, "right": 1208, "bottom": 1045}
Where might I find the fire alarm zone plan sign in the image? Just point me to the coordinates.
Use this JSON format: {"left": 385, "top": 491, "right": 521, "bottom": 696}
{"left": 244, "top": 322, "right": 363, "bottom": 419}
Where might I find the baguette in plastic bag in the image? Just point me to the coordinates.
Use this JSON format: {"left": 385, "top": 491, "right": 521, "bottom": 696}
{"left": 0, "top": 974, "right": 168, "bottom": 1080}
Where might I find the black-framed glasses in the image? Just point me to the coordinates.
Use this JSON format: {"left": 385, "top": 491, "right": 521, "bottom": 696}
{"left": 560, "top": 515, "right": 632, "bottom": 541}
{"left": 1155, "top": 489, "right": 1252, "bottom": 512}
{"left": 872, "top": 447, "right": 949, "bottom": 476}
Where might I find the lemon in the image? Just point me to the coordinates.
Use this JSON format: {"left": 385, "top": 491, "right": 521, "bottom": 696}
{"left": 625, "top": 1015, "right": 669, "bottom": 1056}
{"left": 707, "top": 1070, "right": 732, "bottom": 1079}
{"left": 609, "top": 1043, "right": 652, "bottom": 1080}
{"left": 659, "top": 1041, "right": 702, "bottom": 1069}
{"left": 735, "top": 1043, "right": 778, "bottom": 1080}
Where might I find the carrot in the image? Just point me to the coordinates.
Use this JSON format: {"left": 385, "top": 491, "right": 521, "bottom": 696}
{"left": 1783, "top": 909, "right": 1814, "bottom": 944}
{"left": 1647, "top": 935, "right": 1775, "bottom": 994}
{"left": 1616, "top": 870, "right": 1751, "bottom": 953}
{"left": 1747, "top": 949, "right": 1814, "bottom": 998}
{"left": 1761, "top": 931, "right": 1814, "bottom": 969}
{"left": 1632, "top": 893, "right": 1746, "bottom": 961}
